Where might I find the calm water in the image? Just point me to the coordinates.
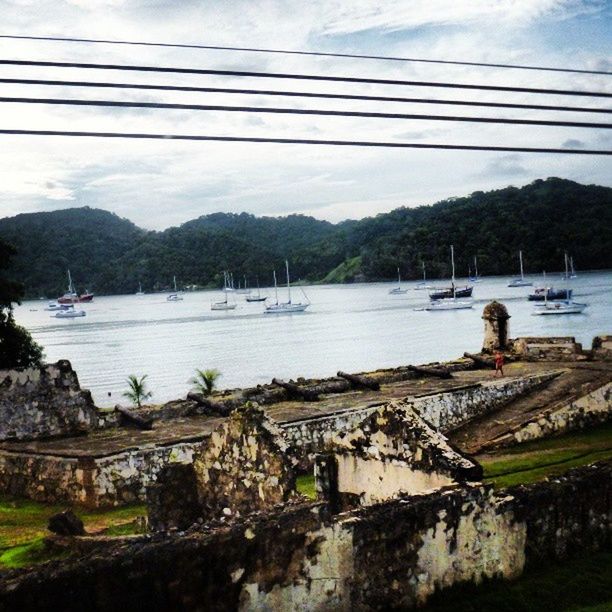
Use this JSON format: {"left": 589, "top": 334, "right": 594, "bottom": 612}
{"left": 15, "top": 271, "right": 612, "bottom": 407}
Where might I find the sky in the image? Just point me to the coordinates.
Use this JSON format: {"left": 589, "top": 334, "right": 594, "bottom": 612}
{"left": 0, "top": 0, "right": 610, "bottom": 230}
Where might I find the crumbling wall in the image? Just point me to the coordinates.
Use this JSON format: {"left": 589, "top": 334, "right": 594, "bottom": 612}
{"left": 0, "top": 361, "right": 99, "bottom": 441}
{"left": 283, "top": 372, "right": 559, "bottom": 470}
{"left": 0, "top": 463, "right": 609, "bottom": 611}
{"left": 316, "top": 402, "right": 481, "bottom": 508}
{"left": 513, "top": 337, "right": 586, "bottom": 361}
{"left": 486, "top": 381, "right": 612, "bottom": 449}
{"left": 0, "top": 441, "right": 201, "bottom": 507}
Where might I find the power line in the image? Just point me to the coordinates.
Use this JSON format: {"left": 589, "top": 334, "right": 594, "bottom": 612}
{"left": 1, "top": 77, "right": 610, "bottom": 114}
{"left": 0, "top": 34, "right": 609, "bottom": 76}
{"left": 4, "top": 96, "right": 611, "bottom": 129}
{"left": 1, "top": 129, "right": 609, "bottom": 154}
{"left": 1, "top": 59, "right": 611, "bottom": 98}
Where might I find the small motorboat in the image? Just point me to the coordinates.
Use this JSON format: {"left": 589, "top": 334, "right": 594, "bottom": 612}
{"left": 425, "top": 299, "right": 473, "bottom": 311}
{"left": 53, "top": 305, "right": 86, "bottom": 318}
{"left": 44, "top": 301, "right": 63, "bottom": 311}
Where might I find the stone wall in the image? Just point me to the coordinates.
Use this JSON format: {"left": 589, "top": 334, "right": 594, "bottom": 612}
{"left": 485, "top": 381, "right": 612, "bottom": 449}
{"left": 0, "top": 441, "right": 201, "bottom": 507}
{"left": 315, "top": 402, "right": 481, "bottom": 509}
{"left": 1, "top": 462, "right": 609, "bottom": 611}
{"left": 0, "top": 361, "right": 99, "bottom": 441}
{"left": 513, "top": 336, "right": 586, "bottom": 361}
{"left": 283, "top": 372, "right": 559, "bottom": 469}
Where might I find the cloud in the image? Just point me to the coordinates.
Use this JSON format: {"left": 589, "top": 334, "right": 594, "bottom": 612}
{"left": 562, "top": 138, "right": 585, "bottom": 148}
{"left": 477, "top": 155, "right": 529, "bottom": 178}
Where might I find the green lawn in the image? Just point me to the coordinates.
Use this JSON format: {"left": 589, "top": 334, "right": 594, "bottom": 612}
{"left": 479, "top": 422, "right": 612, "bottom": 488}
{"left": 0, "top": 496, "right": 146, "bottom": 568}
{"left": 424, "top": 552, "right": 612, "bottom": 612}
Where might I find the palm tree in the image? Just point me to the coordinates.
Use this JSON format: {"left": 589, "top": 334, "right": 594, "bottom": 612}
{"left": 122, "top": 374, "right": 152, "bottom": 408}
{"left": 190, "top": 368, "right": 221, "bottom": 396}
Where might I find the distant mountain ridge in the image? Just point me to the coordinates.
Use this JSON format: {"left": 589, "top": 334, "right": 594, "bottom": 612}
{"left": 1, "top": 178, "right": 610, "bottom": 298}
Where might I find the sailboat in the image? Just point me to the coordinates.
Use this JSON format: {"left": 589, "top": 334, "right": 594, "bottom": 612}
{"left": 468, "top": 256, "right": 481, "bottom": 283}
{"left": 508, "top": 250, "right": 532, "bottom": 287}
{"left": 528, "top": 269, "right": 571, "bottom": 301}
{"left": 246, "top": 277, "right": 267, "bottom": 302}
{"left": 414, "top": 262, "right": 434, "bottom": 290}
{"left": 389, "top": 267, "right": 408, "bottom": 294}
{"left": 533, "top": 254, "right": 587, "bottom": 315}
{"left": 236, "top": 275, "right": 251, "bottom": 295}
{"left": 425, "top": 245, "right": 473, "bottom": 310}
{"left": 167, "top": 276, "right": 184, "bottom": 301}
{"left": 136, "top": 283, "right": 145, "bottom": 296}
{"left": 265, "top": 260, "right": 309, "bottom": 314}
{"left": 211, "top": 272, "right": 237, "bottom": 311}
{"left": 57, "top": 270, "right": 94, "bottom": 304}
{"left": 562, "top": 254, "right": 578, "bottom": 280}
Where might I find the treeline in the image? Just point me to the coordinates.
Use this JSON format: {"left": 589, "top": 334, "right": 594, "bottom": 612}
{"left": 1, "top": 177, "right": 610, "bottom": 298}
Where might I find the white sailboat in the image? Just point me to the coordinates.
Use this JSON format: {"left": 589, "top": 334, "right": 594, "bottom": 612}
{"left": 236, "top": 275, "right": 251, "bottom": 295}
{"left": 265, "top": 260, "right": 309, "bottom": 314}
{"left": 533, "top": 254, "right": 587, "bottom": 315}
{"left": 468, "top": 256, "right": 481, "bottom": 283}
{"left": 389, "top": 267, "right": 408, "bottom": 294}
{"left": 425, "top": 245, "right": 473, "bottom": 311}
{"left": 211, "top": 272, "right": 237, "bottom": 311}
{"left": 414, "top": 261, "right": 434, "bottom": 290}
{"left": 508, "top": 250, "right": 533, "bottom": 287}
{"left": 167, "top": 276, "right": 184, "bottom": 301}
{"left": 136, "top": 283, "right": 145, "bottom": 296}
{"left": 562, "top": 254, "right": 578, "bottom": 280}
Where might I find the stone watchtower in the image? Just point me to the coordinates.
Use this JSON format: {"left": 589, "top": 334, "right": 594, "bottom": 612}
{"left": 482, "top": 301, "right": 510, "bottom": 352}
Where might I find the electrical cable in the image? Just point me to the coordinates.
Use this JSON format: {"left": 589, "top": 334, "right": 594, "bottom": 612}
{"left": 1, "top": 59, "right": 610, "bottom": 98}
{"left": 1, "top": 128, "right": 609, "bottom": 154}
{"left": 0, "top": 34, "right": 609, "bottom": 76}
{"left": 1, "top": 77, "right": 609, "bottom": 114}
{"left": 3, "top": 95, "right": 610, "bottom": 129}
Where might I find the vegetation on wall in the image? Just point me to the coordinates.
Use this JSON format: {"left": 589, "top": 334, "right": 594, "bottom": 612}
{"left": 0, "top": 239, "right": 43, "bottom": 369}
{"left": 0, "top": 178, "right": 610, "bottom": 298}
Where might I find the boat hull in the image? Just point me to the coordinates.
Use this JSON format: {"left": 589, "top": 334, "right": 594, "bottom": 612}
{"left": 508, "top": 279, "right": 533, "bottom": 287}
{"left": 528, "top": 289, "right": 572, "bottom": 301}
{"left": 211, "top": 303, "right": 237, "bottom": 311}
{"left": 430, "top": 286, "right": 473, "bottom": 300}
{"left": 265, "top": 303, "right": 309, "bottom": 314}
{"left": 532, "top": 301, "right": 587, "bottom": 315}
{"left": 425, "top": 300, "right": 473, "bottom": 311}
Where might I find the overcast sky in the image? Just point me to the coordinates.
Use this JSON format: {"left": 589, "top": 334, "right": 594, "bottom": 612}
{"left": 0, "top": 0, "right": 610, "bottom": 229}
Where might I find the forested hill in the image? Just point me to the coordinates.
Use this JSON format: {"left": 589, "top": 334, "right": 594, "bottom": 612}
{"left": 1, "top": 178, "right": 610, "bottom": 297}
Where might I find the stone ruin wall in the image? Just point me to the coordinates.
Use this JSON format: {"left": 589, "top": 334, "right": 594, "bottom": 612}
{"left": 0, "top": 371, "right": 564, "bottom": 507}
{"left": 283, "top": 371, "right": 559, "bottom": 470}
{"left": 486, "top": 380, "right": 612, "bottom": 450}
{"left": 1, "top": 462, "right": 609, "bottom": 611}
{"left": 0, "top": 441, "right": 201, "bottom": 507}
{"left": 0, "top": 361, "right": 100, "bottom": 442}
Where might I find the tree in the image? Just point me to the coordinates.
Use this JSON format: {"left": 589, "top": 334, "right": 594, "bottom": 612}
{"left": 0, "top": 239, "right": 43, "bottom": 369}
{"left": 190, "top": 368, "right": 221, "bottom": 396}
{"left": 122, "top": 374, "right": 152, "bottom": 408}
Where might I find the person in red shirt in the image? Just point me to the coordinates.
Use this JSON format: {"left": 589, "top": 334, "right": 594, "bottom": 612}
{"left": 493, "top": 350, "right": 505, "bottom": 377}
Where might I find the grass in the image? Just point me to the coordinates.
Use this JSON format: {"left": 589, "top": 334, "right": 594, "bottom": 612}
{"left": 479, "top": 422, "right": 612, "bottom": 489}
{"left": 0, "top": 496, "right": 146, "bottom": 568}
{"left": 296, "top": 474, "right": 317, "bottom": 500}
{"left": 320, "top": 256, "right": 362, "bottom": 284}
{"left": 424, "top": 551, "right": 612, "bottom": 611}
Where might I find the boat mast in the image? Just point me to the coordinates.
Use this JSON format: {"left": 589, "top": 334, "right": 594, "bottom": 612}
{"left": 285, "top": 260, "right": 292, "bottom": 304}
{"left": 67, "top": 269, "right": 74, "bottom": 294}
{"left": 273, "top": 270, "right": 279, "bottom": 305}
{"left": 422, "top": 261, "right": 426, "bottom": 282}
{"left": 451, "top": 245, "right": 456, "bottom": 300}
{"left": 474, "top": 256, "right": 478, "bottom": 278}
{"left": 173, "top": 275, "right": 177, "bottom": 292}
{"left": 519, "top": 250, "right": 525, "bottom": 280}
{"left": 397, "top": 266, "right": 401, "bottom": 289}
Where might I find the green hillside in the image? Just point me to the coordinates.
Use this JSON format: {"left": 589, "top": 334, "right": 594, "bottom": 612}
{"left": 0, "top": 178, "right": 610, "bottom": 297}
